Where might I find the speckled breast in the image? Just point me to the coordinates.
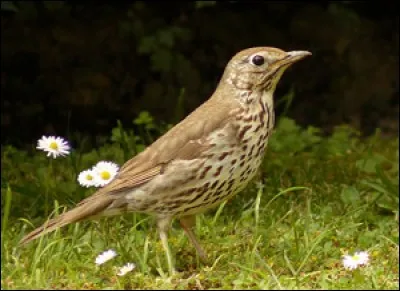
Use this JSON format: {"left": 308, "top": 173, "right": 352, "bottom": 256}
{"left": 169, "top": 93, "right": 275, "bottom": 217}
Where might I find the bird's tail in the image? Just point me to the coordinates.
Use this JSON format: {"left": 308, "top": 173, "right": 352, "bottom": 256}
{"left": 19, "top": 193, "right": 115, "bottom": 245}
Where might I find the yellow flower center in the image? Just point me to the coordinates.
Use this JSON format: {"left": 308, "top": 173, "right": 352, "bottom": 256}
{"left": 49, "top": 142, "right": 59, "bottom": 150}
{"left": 86, "top": 174, "right": 93, "bottom": 181}
{"left": 352, "top": 254, "right": 360, "bottom": 261}
{"left": 100, "top": 171, "right": 111, "bottom": 180}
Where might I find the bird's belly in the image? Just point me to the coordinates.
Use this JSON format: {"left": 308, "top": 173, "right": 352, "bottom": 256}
{"left": 125, "top": 107, "right": 273, "bottom": 217}
{"left": 167, "top": 128, "right": 271, "bottom": 217}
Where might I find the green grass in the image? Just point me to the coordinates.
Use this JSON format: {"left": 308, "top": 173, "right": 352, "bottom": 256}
{"left": 1, "top": 117, "right": 399, "bottom": 289}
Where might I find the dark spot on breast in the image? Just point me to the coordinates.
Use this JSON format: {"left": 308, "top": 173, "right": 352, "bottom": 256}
{"left": 211, "top": 180, "right": 219, "bottom": 189}
{"left": 210, "top": 196, "right": 222, "bottom": 204}
{"left": 253, "top": 124, "right": 262, "bottom": 133}
{"left": 239, "top": 160, "right": 245, "bottom": 167}
{"left": 204, "top": 190, "right": 216, "bottom": 202}
{"left": 201, "top": 183, "right": 212, "bottom": 194}
{"left": 201, "top": 182, "right": 210, "bottom": 191}
{"left": 231, "top": 159, "right": 237, "bottom": 165}
{"left": 248, "top": 145, "right": 255, "bottom": 157}
{"left": 188, "top": 192, "right": 207, "bottom": 204}
{"left": 247, "top": 155, "right": 254, "bottom": 162}
{"left": 199, "top": 165, "right": 212, "bottom": 179}
{"left": 238, "top": 125, "right": 252, "bottom": 140}
{"left": 212, "top": 190, "right": 224, "bottom": 201}
{"left": 218, "top": 152, "right": 229, "bottom": 161}
{"left": 213, "top": 166, "right": 223, "bottom": 177}
{"left": 217, "top": 181, "right": 226, "bottom": 191}
{"left": 226, "top": 180, "right": 235, "bottom": 192}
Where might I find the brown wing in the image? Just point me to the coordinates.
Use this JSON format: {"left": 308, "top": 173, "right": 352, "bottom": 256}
{"left": 81, "top": 96, "right": 242, "bottom": 202}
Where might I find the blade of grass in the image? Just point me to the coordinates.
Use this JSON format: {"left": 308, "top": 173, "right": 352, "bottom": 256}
{"left": 212, "top": 200, "right": 227, "bottom": 226}
{"left": 1, "top": 185, "right": 13, "bottom": 259}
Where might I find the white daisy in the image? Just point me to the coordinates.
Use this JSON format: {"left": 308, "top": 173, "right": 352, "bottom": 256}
{"left": 343, "top": 251, "right": 369, "bottom": 270}
{"left": 117, "top": 262, "right": 136, "bottom": 276}
{"left": 37, "top": 136, "right": 70, "bottom": 158}
{"left": 92, "top": 161, "right": 119, "bottom": 187}
{"left": 355, "top": 251, "right": 369, "bottom": 265}
{"left": 77, "top": 169, "right": 96, "bottom": 188}
{"left": 95, "top": 249, "right": 117, "bottom": 265}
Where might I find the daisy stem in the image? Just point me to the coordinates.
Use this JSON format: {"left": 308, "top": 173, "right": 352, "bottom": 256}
{"left": 352, "top": 268, "right": 365, "bottom": 284}
{"left": 44, "top": 159, "right": 54, "bottom": 217}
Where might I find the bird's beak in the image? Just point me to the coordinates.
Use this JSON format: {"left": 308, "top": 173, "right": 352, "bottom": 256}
{"left": 278, "top": 50, "right": 312, "bottom": 66}
{"left": 287, "top": 50, "right": 312, "bottom": 59}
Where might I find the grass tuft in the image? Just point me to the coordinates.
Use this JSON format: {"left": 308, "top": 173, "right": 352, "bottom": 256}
{"left": 1, "top": 117, "right": 399, "bottom": 289}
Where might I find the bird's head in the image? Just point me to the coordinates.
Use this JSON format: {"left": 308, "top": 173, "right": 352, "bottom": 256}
{"left": 221, "top": 47, "right": 311, "bottom": 93}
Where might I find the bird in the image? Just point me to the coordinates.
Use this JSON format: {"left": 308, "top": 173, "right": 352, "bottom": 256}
{"left": 20, "top": 47, "right": 311, "bottom": 274}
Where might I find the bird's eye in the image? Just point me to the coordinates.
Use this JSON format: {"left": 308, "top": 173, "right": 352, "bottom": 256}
{"left": 251, "top": 55, "right": 265, "bottom": 66}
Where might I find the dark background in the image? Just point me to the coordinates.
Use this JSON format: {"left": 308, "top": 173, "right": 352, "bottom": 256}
{"left": 1, "top": 1, "right": 398, "bottom": 148}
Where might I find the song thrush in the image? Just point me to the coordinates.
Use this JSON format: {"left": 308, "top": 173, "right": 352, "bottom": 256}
{"left": 20, "top": 47, "right": 311, "bottom": 274}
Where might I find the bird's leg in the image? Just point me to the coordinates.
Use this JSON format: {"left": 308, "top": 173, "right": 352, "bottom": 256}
{"left": 180, "top": 215, "right": 207, "bottom": 262}
{"left": 157, "top": 217, "right": 175, "bottom": 275}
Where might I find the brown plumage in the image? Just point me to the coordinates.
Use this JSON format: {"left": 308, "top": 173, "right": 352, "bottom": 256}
{"left": 20, "top": 47, "right": 311, "bottom": 274}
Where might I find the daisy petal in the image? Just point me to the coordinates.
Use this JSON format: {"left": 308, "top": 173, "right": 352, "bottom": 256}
{"left": 95, "top": 249, "right": 117, "bottom": 265}
{"left": 354, "top": 251, "right": 369, "bottom": 265}
{"left": 117, "top": 262, "right": 136, "bottom": 276}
